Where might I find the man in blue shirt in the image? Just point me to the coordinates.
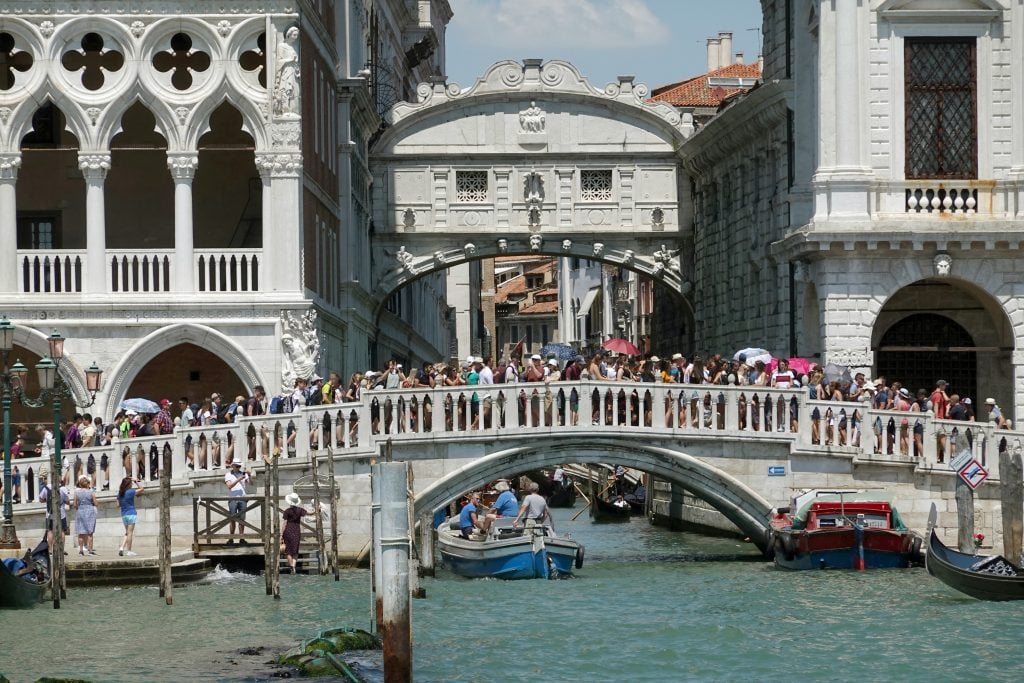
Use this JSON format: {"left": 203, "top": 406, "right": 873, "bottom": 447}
{"left": 492, "top": 481, "right": 519, "bottom": 518}
{"left": 459, "top": 492, "right": 484, "bottom": 539}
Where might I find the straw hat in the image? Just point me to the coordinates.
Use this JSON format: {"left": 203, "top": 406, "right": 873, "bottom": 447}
{"left": 285, "top": 492, "right": 302, "bottom": 507}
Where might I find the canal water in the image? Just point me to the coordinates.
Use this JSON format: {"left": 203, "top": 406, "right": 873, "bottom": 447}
{"left": 2, "top": 505, "right": 1023, "bottom": 682}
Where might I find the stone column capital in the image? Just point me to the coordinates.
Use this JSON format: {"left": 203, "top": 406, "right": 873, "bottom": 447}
{"left": 256, "top": 152, "right": 303, "bottom": 179}
{"left": 167, "top": 152, "right": 199, "bottom": 181}
{"left": 78, "top": 153, "right": 111, "bottom": 182}
{"left": 0, "top": 153, "right": 21, "bottom": 181}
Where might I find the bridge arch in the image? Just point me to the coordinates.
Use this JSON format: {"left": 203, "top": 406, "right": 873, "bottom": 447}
{"left": 412, "top": 438, "right": 775, "bottom": 554}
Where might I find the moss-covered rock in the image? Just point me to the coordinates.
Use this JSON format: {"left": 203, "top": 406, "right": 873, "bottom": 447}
{"left": 318, "top": 628, "right": 380, "bottom": 651}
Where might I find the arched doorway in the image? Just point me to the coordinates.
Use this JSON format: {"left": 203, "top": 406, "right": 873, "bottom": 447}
{"left": 873, "top": 279, "right": 1013, "bottom": 404}
{"left": 123, "top": 343, "right": 248, "bottom": 415}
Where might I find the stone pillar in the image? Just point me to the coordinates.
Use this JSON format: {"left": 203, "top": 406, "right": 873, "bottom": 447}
{"left": 256, "top": 153, "right": 304, "bottom": 293}
{"left": 558, "top": 257, "right": 574, "bottom": 343}
{"left": 168, "top": 153, "right": 198, "bottom": 293}
{"left": 79, "top": 153, "right": 111, "bottom": 294}
{"left": 834, "top": 0, "right": 861, "bottom": 172}
{"left": 0, "top": 154, "right": 21, "bottom": 293}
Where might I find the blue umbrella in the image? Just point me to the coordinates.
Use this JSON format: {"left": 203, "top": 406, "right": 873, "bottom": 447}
{"left": 539, "top": 343, "right": 577, "bottom": 362}
{"left": 119, "top": 397, "right": 160, "bottom": 414}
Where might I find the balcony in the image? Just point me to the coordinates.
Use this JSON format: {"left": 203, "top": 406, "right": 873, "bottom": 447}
{"left": 875, "top": 180, "right": 997, "bottom": 217}
{"left": 16, "top": 248, "right": 262, "bottom": 295}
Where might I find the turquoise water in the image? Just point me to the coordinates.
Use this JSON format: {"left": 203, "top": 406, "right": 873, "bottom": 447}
{"left": 2, "top": 508, "right": 1023, "bottom": 682}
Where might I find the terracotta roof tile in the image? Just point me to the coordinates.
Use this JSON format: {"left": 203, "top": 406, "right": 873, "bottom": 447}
{"left": 495, "top": 275, "right": 526, "bottom": 304}
{"left": 649, "top": 62, "right": 761, "bottom": 108}
{"left": 518, "top": 300, "right": 560, "bottom": 315}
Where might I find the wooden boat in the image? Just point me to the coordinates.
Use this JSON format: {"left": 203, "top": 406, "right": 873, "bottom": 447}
{"left": 436, "top": 517, "right": 583, "bottom": 580}
{"left": 623, "top": 485, "right": 646, "bottom": 514}
{"left": 0, "top": 542, "right": 49, "bottom": 609}
{"left": 769, "top": 490, "right": 920, "bottom": 570}
{"left": 593, "top": 495, "right": 631, "bottom": 522}
{"left": 925, "top": 529, "right": 1024, "bottom": 601}
{"left": 547, "top": 481, "right": 576, "bottom": 508}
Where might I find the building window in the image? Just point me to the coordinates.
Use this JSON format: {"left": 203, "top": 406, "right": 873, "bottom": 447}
{"left": 580, "top": 170, "right": 612, "bottom": 201}
{"left": 17, "top": 213, "right": 60, "bottom": 249}
{"left": 542, "top": 324, "right": 549, "bottom": 345}
{"left": 456, "top": 171, "right": 488, "bottom": 202}
{"left": 905, "top": 38, "right": 977, "bottom": 179}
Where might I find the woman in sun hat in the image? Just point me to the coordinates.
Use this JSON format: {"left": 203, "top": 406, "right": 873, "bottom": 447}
{"left": 281, "top": 491, "right": 308, "bottom": 574}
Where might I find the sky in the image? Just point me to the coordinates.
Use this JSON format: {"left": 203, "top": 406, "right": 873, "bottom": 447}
{"left": 444, "top": 0, "right": 764, "bottom": 92}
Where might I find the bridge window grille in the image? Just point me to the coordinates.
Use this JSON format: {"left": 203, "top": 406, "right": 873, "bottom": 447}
{"left": 904, "top": 37, "right": 977, "bottom": 179}
{"left": 580, "top": 170, "right": 612, "bottom": 201}
{"left": 456, "top": 171, "right": 488, "bottom": 202}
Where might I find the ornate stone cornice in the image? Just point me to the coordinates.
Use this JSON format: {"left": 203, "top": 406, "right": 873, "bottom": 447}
{"left": 0, "top": 153, "right": 21, "bottom": 181}
{"left": 167, "top": 153, "right": 199, "bottom": 180}
{"left": 78, "top": 153, "right": 111, "bottom": 181}
{"left": 256, "top": 152, "right": 302, "bottom": 178}
{"left": 0, "top": 2, "right": 298, "bottom": 16}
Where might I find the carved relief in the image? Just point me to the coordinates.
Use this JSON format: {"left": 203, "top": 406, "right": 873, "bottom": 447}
{"left": 78, "top": 153, "right": 111, "bottom": 180}
{"left": 561, "top": 239, "right": 572, "bottom": 252}
{"left": 653, "top": 244, "right": 680, "bottom": 273}
{"left": 273, "top": 26, "right": 300, "bottom": 118}
{"left": 403, "top": 208, "right": 416, "bottom": 229}
{"left": 216, "top": 20, "right": 233, "bottom": 38}
{"left": 433, "top": 250, "right": 447, "bottom": 265}
{"left": 270, "top": 121, "right": 300, "bottom": 148}
{"left": 497, "top": 238, "right": 508, "bottom": 254}
{"left": 167, "top": 154, "right": 199, "bottom": 180}
{"left": 0, "top": 154, "right": 21, "bottom": 181}
{"left": 651, "top": 206, "right": 664, "bottom": 228}
{"left": 527, "top": 205, "right": 541, "bottom": 229}
{"left": 592, "top": 242, "right": 604, "bottom": 257}
{"left": 281, "top": 309, "right": 320, "bottom": 393}
{"left": 396, "top": 246, "right": 415, "bottom": 272}
{"left": 86, "top": 106, "right": 101, "bottom": 126}
{"left": 524, "top": 170, "right": 544, "bottom": 201}
{"left": 129, "top": 21, "right": 146, "bottom": 38}
{"left": 519, "top": 101, "right": 545, "bottom": 133}
{"left": 174, "top": 106, "right": 190, "bottom": 126}
{"left": 934, "top": 253, "right": 952, "bottom": 277}
{"left": 464, "top": 243, "right": 477, "bottom": 257}
{"left": 621, "top": 249, "right": 634, "bottom": 264}
{"left": 530, "top": 234, "right": 542, "bottom": 252}
{"left": 256, "top": 153, "right": 303, "bottom": 178}
{"left": 38, "top": 21, "right": 54, "bottom": 39}
{"left": 0, "top": 108, "right": 11, "bottom": 126}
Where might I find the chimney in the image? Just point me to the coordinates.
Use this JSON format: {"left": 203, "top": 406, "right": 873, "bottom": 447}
{"left": 706, "top": 37, "right": 721, "bottom": 71}
{"left": 735, "top": 52, "right": 744, "bottom": 65}
{"left": 718, "top": 31, "right": 733, "bottom": 71}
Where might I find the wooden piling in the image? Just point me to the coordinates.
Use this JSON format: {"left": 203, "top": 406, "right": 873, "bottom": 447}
{"left": 378, "top": 462, "right": 412, "bottom": 682}
{"left": 311, "top": 451, "right": 326, "bottom": 574}
{"left": 418, "top": 513, "right": 435, "bottom": 577}
{"left": 159, "top": 462, "right": 173, "bottom": 605}
{"left": 999, "top": 444, "right": 1023, "bottom": 563}
{"left": 263, "top": 455, "right": 273, "bottom": 595}
{"left": 50, "top": 464, "right": 64, "bottom": 609}
{"left": 955, "top": 476, "right": 975, "bottom": 554}
{"left": 329, "top": 446, "right": 339, "bottom": 581}
{"left": 272, "top": 445, "right": 281, "bottom": 599}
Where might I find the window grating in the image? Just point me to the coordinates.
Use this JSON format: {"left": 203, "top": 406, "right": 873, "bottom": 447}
{"left": 905, "top": 38, "right": 976, "bottom": 179}
{"left": 581, "top": 170, "right": 613, "bottom": 201}
{"left": 456, "top": 171, "right": 488, "bottom": 202}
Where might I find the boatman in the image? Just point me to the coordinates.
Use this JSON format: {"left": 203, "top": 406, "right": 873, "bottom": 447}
{"left": 459, "top": 492, "right": 488, "bottom": 539}
{"left": 513, "top": 482, "right": 555, "bottom": 534}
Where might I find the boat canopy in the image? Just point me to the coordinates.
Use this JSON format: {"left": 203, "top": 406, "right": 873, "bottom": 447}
{"left": 791, "top": 492, "right": 907, "bottom": 531}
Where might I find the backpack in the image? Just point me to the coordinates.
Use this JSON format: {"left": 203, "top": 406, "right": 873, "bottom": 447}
{"left": 269, "top": 395, "right": 285, "bottom": 414}
{"left": 305, "top": 386, "right": 322, "bottom": 406}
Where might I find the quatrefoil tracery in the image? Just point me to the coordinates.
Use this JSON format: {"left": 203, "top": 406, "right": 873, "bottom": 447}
{"left": 61, "top": 32, "right": 124, "bottom": 91}
{"left": 152, "top": 32, "right": 211, "bottom": 91}
{"left": 239, "top": 32, "right": 267, "bottom": 88}
{"left": 0, "top": 32, "right": 33, "bottom": 91}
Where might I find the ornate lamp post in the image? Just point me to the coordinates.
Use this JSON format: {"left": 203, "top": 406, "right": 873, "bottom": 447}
{"left": 0, "top": 320, "right": 102, "bottom": 571}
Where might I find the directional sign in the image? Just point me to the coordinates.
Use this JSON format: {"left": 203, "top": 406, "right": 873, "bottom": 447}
{"left": 958, "top": 459, "right": 989, "bottom": 490}
{"left": 767, "top": 465, "right": 786, "bottom": 476}
{"left": 950, "top": 449, "right": 973, "bottom": 472}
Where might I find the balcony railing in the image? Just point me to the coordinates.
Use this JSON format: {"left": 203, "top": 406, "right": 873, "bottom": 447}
{"left": 15, "top": 249, "right": 262, "bottom": 295}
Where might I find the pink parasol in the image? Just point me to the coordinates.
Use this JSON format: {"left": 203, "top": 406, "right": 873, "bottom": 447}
{"left": 601, "top": 338, "right": 640, "bottom": 356}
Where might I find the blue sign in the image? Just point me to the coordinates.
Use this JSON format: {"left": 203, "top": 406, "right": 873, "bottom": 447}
{"left": 767, "top": 466, "right": 786, "bottom": 476}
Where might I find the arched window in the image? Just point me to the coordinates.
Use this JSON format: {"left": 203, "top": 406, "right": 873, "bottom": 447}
{"left": 876, "top": 313, "right": 976, "bottom": 400}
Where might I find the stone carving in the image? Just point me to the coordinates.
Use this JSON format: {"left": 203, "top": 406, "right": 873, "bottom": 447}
{"left": 174, "top": 106, "right": 190, "bottom": 126}
{"left": 216, "top": 20, "right": 233, "bottom": 38}
{"left": 270, "top": 121, "right": 300, "bottom": 148}
{"left": 593, "top": 242, "right": 604, "bottom": 257}
{"left": 39, "top": 21, "right": 54, "bottom": 38}
{"left": 622, "top": 249, "right": 634, "bottom": 264}
{"left": 0, "top": 108, "right": 10, "bottom": 125}
{"left": 86, "top": 107, "right": 101, "bottom": 126}
{"left": 524, "top": 170, "right": 544, "bottom": 201}
{"left": 396, "top": 246, "right": 415, "bottom": 272}
{"left": 497, "top": 238, "right": 508, "bottom": 254}
{"left": 281, "top": 309, "right": 320, "bottom": 392}
{"left": 129, "top": 21, "right": 146, "bottom": 38}
{"left": 527, "top": 205, "right": 541, "bottom": 229}
{"left": 519, "top": 101, "right": 545, "bottom": 133}
{"left": 464, "top": 243, "right": 477, "bottom": 257}
{"left": 530, "top": 234, "right": 542, "bottom": 252}
{"left": 651, "top": 206, "right": 664, "bottom": 228}
{"left": 78, "top": 153, "right": 111, "bottom": 180}
{"left": 403, "top": 208, "right": 416, "bottom": 229}
{"left": 273, "top": 26, "right": 300, "bottom": 118}
{"left": 434, "top": 250, "right": 447, "bottom": 265}
{"left": 934, "top": 253, "right": 952, "bottom": 277}
{"left": 0, "top": 154, "right": 21, "bottom": 180}
{"left": 561, "top": 239, "right": 572, "bottom": 252}
{"left": 256, "top": 153, "right": 303, "bottom": 177}
{"left": 167, "top": 154, "right": 199, "bottom": 180}
{"left": 653, "top": 244, "right": 680, "bottom": 272}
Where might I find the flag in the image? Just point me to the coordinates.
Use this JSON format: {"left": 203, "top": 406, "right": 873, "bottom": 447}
{"left": 510, "top": 336, "right": 526, "bottom": 360}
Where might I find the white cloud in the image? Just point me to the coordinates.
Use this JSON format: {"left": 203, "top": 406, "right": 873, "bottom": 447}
{"left": 449, "top": 0, "right": 671, "bottom": 51}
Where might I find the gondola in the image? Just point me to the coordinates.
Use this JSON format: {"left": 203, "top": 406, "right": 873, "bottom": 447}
{"left": 925, "top": 529, "right": 1024, "bottom": 601}
{"left": 593, "top": 495, "right": 631, "bottom": 522}
{"left": 547, "top": 482, "right": 576, "bottom": 508}
{"left": 0, "top": 538, "right": 50, "bottom": 609}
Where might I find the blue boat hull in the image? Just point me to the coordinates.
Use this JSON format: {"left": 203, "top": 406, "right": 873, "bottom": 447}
{"left": 437, "top": 524, "right": 580, "bottom": 580}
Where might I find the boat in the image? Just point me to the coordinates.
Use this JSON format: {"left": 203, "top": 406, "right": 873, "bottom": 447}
{"left": 0, "top": 538, "right": 50, "bottom": 609}
{"left": 547, "top": 480, "right": 576, "bottom": 508}
{"left": 436, "top": 517, "right": 583, "bottom": 580}
{"left": 593, "top": 494, "right": 631, "bottom": 522}
{"left": 623, "top": 484, "right": 647, "bottom": 514}
{"left": 769, "top": 490, "right": 920, "bottom": 570}
{"left": 925, "top": 529, "right": 1024, "bottom": 601}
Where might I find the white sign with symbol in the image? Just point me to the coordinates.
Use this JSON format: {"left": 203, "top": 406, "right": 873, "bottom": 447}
{"left": 958, "top": 459, "right": 989, "bottom": 490}
{"left": 950, "top": 449, "right": 973, "bottom": 472}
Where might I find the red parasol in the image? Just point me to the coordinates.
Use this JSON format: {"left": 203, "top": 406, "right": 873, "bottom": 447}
{"left": 601, "top": 338, "right": 640, "bottom": 356}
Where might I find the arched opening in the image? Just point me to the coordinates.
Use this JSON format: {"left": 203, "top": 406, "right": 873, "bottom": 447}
{"left": 121, "top": 342, "right": 249, "bottom": 414}
{"left": 873, "top": 279, "right": 1014, "bottom": 403}
{"left": 194, "top": 103, "right": 261, "bottom": 249}
{"left": 106, "top": 103, "right": 172, "bottom": 248}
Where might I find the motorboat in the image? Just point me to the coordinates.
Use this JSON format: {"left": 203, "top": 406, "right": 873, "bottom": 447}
{"left": 436, "top": 517, "right": 583, "bottom": 580}
{"left": 769, "top": 490, "right": 920, "bottom": 570}
{"left": 925, "top": 528, "right": 1024, "bottom": 601}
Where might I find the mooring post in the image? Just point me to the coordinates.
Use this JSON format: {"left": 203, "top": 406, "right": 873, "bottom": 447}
{"left": 999, "top": 443, "right": 1023, "bottom": 563}
{"left": 160, "top": 459, "right": 173, "bottom": 605}
{"left": 379, "top": 461, "right": 412, "bottom": 683}
{"left": 329, "top": 446, "right": 340, "bottom": 581}
{"left": 418, "top": 513, "right": 435, "bottom": 577}
{"left": 263, "top": 458, "right": 273, "bottom": 595}
{"left": 272, "top": 446, "right": 281, "bottom": 599}
{"left": 371, "top": 461, "right": 383, "bottom": 633}
{"left": 311, "top": 451, "right": 326, "bottom": 574}
{"left": 954, "top": 441, "right": 975, "bottom": 553}
{"left": 49, "top": 461, "right": 64, "bottom": 609}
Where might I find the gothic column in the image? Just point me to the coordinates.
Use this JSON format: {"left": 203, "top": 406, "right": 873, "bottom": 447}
{"left": 257, "top": 153, "right": 303, "bottom": 293}
{"left": 168, "top": 153, "right": 198, "bottom": 293}
{"left": 0, "top": 154, "right": 21, "bottom": 293}
{"left": 79, "top": 153, "right": 111, "bottom": 294}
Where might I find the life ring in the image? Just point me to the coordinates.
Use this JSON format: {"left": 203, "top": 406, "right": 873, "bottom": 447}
{"left": 575, "top": 544, "right": 585, "bottom": 569}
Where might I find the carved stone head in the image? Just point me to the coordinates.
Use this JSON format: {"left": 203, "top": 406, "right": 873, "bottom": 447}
{"left": 934, "top": 253, "right": 952, "bottom": 277}
{"left": 497, "top": 238, "right": 508, "bottom": 253}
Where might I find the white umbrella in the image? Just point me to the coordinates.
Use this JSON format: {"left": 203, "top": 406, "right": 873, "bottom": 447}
{"left": 734, "top": 347, "right": 772, "bottom": 365}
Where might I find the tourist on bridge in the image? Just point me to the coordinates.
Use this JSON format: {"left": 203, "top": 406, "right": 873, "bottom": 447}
{"left": 117, "top": 476, "right": 144, "bottom": 557}
{"left": 513, "top": 482, "right": 555, "bottom": 533}
{"left": 281, "top": 492, "right": 309, "bottom": 574}
{"left": 225, "top": 460, "right": 250, "bottom": 544}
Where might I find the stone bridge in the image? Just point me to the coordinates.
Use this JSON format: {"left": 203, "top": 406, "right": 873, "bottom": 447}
{"left": 9, "top": 382, "right": 1018, "bottom": 557}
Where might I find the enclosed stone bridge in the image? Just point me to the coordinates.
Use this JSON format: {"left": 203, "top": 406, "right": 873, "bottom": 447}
{"left": 9, "top": 382, "right": 1016, "bottom": 557}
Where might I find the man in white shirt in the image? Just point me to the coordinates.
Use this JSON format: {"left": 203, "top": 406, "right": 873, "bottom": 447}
{"left": 771, "top": 359, "right": 795, "bottom": 389}
{"left": 224, "top": 460, "right": 250, "bottom": 544}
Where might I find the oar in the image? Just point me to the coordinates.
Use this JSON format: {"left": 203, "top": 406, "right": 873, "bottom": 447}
{"left": 570, "top": 500, "right": 592, "bottom": 522}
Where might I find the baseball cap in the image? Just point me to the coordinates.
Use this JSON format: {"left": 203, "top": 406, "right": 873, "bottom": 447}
{"left": 530, "top": 354, "right": 541, "bottom": 361}
{"left": 671, "top": 353, "right": 682, "bottom": 361}
{"left": 548, "top": 359, "right": 558, "bottom": 366}
{"left": 159, "top": 399, "right": 171, "bottom": 407}
{"left": 649, "top": 356, "right": 660, "bottom": 363}
{"left": 963, "top": 397, "right": 972, "bottom": 405}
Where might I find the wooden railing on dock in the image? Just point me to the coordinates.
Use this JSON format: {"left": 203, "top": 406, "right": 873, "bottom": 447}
{"left": 192, "top": 495, "right": 321, "bottom": 553}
